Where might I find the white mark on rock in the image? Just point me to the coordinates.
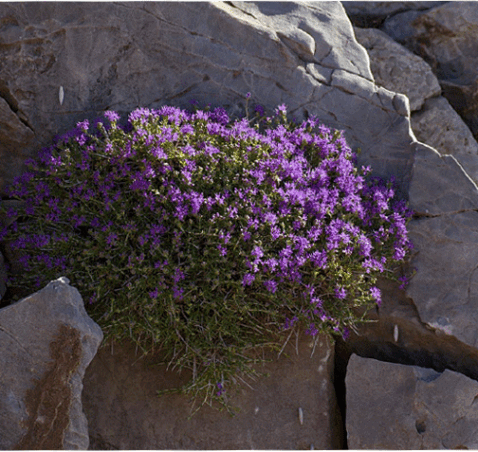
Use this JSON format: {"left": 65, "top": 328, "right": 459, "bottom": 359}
{"left": 394, "top": 324, "right": 399, "bottom": 343}
{"left": 298, "top": 407, "right": 304, "bottom": 425}
{"left": 254, "top": 406, "right": 259, "bottom": 415}
{"left": 59, "top": 86, "right": 64, "bottom": 105}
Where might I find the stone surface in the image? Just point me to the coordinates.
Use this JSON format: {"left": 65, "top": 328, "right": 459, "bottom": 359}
{"left": 0, "top": 1, "right": 415, "bottom": 198}
{"left": 353, "top": 24, "right": 478, "bottom": 183}
{"left": 353, "top": 27, "right": 440, "bottom": 112}
{"left": 4, "top": 1, "right": 478, "bottom": 448}
{"left": 412, "top": 96, "right": 478, "bottom": 182}
{"left": 404, "top": 142, "right": 478, "bottom": 348}
{"left": 0, "top": 277, "right": 103, "bottom": 450}
{"left": 0, "top": 251, "right": 6, "bottom": 301}
{"left": 82, "top": 334, "right": 341, "bottom": 450}
{"left": 381, "top": 2, "right": 478, "bottom": 139}
{"left": 342, "top": 1, "right": 446, "bottom": 27}
{"left": 346, "top": 354, "right": 478, "bottom": 449}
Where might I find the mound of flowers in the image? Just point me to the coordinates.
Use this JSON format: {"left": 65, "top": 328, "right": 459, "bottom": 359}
{"left": 0, "top": 103, "right": 412, "bottom": 409}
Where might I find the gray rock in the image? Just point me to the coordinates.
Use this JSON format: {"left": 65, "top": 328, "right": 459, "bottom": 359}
{"left": 412, "top": 96, "right": 478, "bottom": 182}
{"left": 0, "top": 95, "right": 35, "bottom": 195}
{"left": 353, "top": 27, "right": 441, "bottom": 112}
{"left": 346, "top": 354, "right": 478, "bottom": 449}
{"left": 409, "top": 143, "right": 478, "bottom": 217}
{"left": 343, "top": 1, "right": 447, "bottom": 27}
{"left": 0, "top": 251, "right": 6, "bottom": 300}
{"left": 354, "top": 24, "right": 478, "bottom": 184}
{"left": 0, "top": 277, "right": 103, "bottom": 449}
{"left": 381, "top": 2, "right": 478, "bottom": 139}
{"left": 0, "top": 1, "right": 415, "bottom": 198}
{"left": 82, "top": 334, "right": 341, "bottom": 450}
{"left": 407, "top": 143, "right": 478, "bottom": 348}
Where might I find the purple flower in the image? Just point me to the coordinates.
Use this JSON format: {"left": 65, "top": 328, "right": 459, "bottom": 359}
{"left": 335, "top": 287, "right": 347, "bottom": 300}
{"left": 370, "top": 286, "right": 382, "bottom": 306}
{"left": 242, "top": 273, "right": 255, "bottom": 286}
{"left": 216, "top": 382, "right": 225, "bottom": 397}
{"left": 104, "top": 111, "right": 120, "bottom": 123}
{"left": 263, "top": 279, "right": 278, "bottom": 293}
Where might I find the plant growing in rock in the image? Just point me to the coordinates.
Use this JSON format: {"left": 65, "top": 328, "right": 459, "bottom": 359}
{"left": 0, "top": 103, "right": 412, "bottom": 410}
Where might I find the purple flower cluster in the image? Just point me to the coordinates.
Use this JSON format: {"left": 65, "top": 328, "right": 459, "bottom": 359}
{"left": 0, "top": 103, "right": 413, "bottom": 405}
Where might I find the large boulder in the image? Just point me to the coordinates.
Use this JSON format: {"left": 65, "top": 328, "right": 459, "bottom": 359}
{"left": 4, "top": 1, "right": 478, "bottom": 448}
{"left": 381, "top": 2, "right": 478, "bottom": 140}
{"left": 0, "top": 277, "right": 103, "bottom": 449}
{"left": 346, "top": 354, "right": 478, "bottom": 449}
{"left": 407, "top": 144, "right": 478, "bottom": 347}
{"left": 342, "top": 1, "right": 446, "bottom": 27}
{"left": 0, "top": 1, "right": 415, "bottom": 197}
{"left": 353, "top": 25, "right": 478, "bottom": 183}
{"left": 82, "top": 334, "right": 341, "bottom": 450}
{"left": 353, "top": 27, "right": 441, "bottom": 112}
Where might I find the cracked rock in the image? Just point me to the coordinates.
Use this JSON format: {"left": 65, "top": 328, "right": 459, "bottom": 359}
{"left": 411, "top": 96, "right": 478, "bottom": 184}
{"left": 381, "top": 2, "right": 478, "bottom": 140}
{"left": 83, "top": 334, "right": 341, "bottom": 450}
{"left": 0, "top": 278, "right": 103, "bottom": 449}
{"left": 353, "top": 26, "right": 441, "bottom": 112}
{"left": 0, "top": 1, "right": 415, "bottom": 196}
{"left": 342, "top": 1, "right": 446, "bottom": 28}
{"left": 346, "top": 354, "right": 478, "bottom": 449}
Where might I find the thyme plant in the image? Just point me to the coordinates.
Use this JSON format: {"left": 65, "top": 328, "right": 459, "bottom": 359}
{"left": 0, "top": 103, "right": 412, "bottom": 409}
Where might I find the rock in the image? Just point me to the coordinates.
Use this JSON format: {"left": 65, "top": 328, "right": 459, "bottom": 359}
{"left": 353, "top": 27, "right": 441, "bottom": 112}
{"left": 354, "top": 24, "right": 478, "bottom": 184}
{"left": 342, "top": 1, "right": 446, "bottom": 27}
{"left": 0, "top": 251, "right": 6, "bottom": 301}
{"left": 412, "top": 96, "right": 478, "bottom": 182}
{"left": 4, "top": 1, "right": 478, "bottom": 448}
{"left": 82, "top": 334, "right": 341, "bottom": 450}
{"left": 353, "top": 25, "right": 478, "bottom": 183}
{"left": 0, "top": 97, "right": 35, "bottom": 196}
{"left": 0, "top": 1, "right": 416, "bottom": 198}
{"left": 346, "top": 354, "right": 478, "bottom": 449}
{"left": 381, "top": 2, "right": 478, "bottom": 139}
{"left": 0, "top": 277, "right": 103, "bottom": 450}
{"left": 406, "top": 143, "right": 478, "bottom": 349}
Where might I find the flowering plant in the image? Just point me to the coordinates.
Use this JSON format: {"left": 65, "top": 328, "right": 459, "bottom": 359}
{"left": 0, "top": 103, "right": 412, "bottom": 409}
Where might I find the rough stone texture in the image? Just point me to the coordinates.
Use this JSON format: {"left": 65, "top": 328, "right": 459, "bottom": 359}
{"left": 412, "top": 96, "right": 478, "bottom": 182}
{"left": 381, "top": 2, "right": 478, "bottom": 139}
{"left": 0, "top": 251, "right": 6, "bottom": 301}
{"left": 403, "top": 143, "right": 478, "bottom": 351}
{"left": 0, "top": 1, "right": 415, "bottom": 198}
{"left": 0, "top": 277, "right": 103, "bottom": 450}
{"left": 353, "top": 25, "right": 478, "bottom": 183}
{"left": 82, "top": 334, "right": 341, "bottom": 450}
{"left": 342, "top": 1, "right": 446, "bottom": 27}
{"left": 346, "top": 354, "right": 478, "bottom": 449}
{"left": 353, "top": 27, "right": 440, "bottom": 112}
{"left": 336, "top": 276, "right": 478, "bottom": 390}
{"left": 4, "top": 1, "right": 478, "bottom": 448}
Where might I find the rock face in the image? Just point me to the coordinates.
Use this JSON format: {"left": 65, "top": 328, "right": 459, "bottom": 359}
{"left": 346, "top": 354, "right": 478, "bottom": 449}
{"left": 0, "top": 1, "right": 414, "bottom": 197}
{"left": 0, "top": 251, "right": 6, "bottom": 301}
{"left": 83, "top": 334, "right": 341, "bottom": 450}
{"left": 353, "top": 25, "right": 478, "bottom": 183}
{"left": 0, "top": 277, "right": 103, "bottom": 450}
{"left": 342, "top": 1, "right": 446, "bottom": 27}
{"left": 3, "top": 0, "right": 478, "bottom": 449}
{"left": 353, "top": 27, "right": 441, "bottom": 113}
{"left": 380, "top": 2, "right": 478, "bottom": 140}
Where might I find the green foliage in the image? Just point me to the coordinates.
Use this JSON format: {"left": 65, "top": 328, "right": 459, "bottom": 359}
{"left": 0, "top": 104, "right": 412, "bottom": 411}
